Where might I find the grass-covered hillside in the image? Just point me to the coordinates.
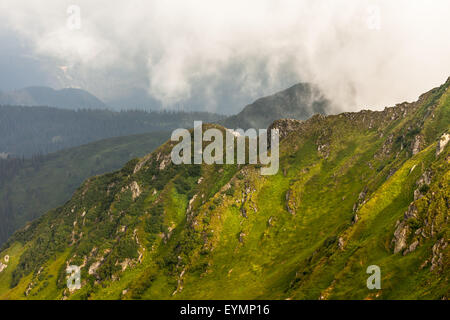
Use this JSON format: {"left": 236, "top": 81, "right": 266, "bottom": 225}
{"left": 0, "top": 79, "right": 448, "bottom": 300}
{"left": 0, "top": 131, "right": 169, "bottom": 245}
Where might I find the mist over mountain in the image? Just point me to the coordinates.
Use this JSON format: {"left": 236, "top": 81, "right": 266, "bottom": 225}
{"left": 2, "top": 1, "right": 450, "bottom": 114}
{"left": 222, "top": 82, "right": 331, "bottom": 129}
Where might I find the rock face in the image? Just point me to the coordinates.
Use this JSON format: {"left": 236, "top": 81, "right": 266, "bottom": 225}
{"left": 412, "top": 135, "right": 423, "bottom": 155}
{"left": 268, "top": 119, "right": 304, "bottom": 148}
{"left": 0, "top": 255, "right": 8, "bottom": 273}
{"left": 130, "top": 181, "right": 141, "bottom": 200}
{"left": 392, "top": 201, "right": 421, "bottom": 254}
{"left": 431, "top": 238, "right": 448, "bottom": 271}
{"left": 414, "top": 170, "right": 432, "bottom": 200}
{"left": 393, "top": 221, "right": 410, "bottom": 254}
{"left": 436, "top": 132, "right": 450, "bottom": 157}
{"left": 338, "top": 237, "right": 345, "bottom": 250}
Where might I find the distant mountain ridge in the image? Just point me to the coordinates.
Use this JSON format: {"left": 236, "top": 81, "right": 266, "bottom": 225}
{"left": 0, "top": 106, "right": 225, "bottom": 157}
{"left": 0, "top": 86, "right": 107, "bottom": 110}
{"left": 221, "top": 82, "right": 331, "bottom": 129}
{"left": 0, "top": 82, "right": 330, "bottom": 157}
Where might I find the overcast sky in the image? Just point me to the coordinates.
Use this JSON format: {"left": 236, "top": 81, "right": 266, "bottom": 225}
{"left": 0, "top": 0, "right": 449, "bottom": 114}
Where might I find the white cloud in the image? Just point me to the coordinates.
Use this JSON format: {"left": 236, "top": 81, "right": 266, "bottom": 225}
{"left": 1, "top": 0, "right": 449, "bottom": 112}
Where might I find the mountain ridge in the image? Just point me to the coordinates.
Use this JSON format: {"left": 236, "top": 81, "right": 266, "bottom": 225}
{"left": 0, "top": 78, "right": 448, "bottom": 300}
{"left": 0, "top": 106, "right": 225, "bottom": 157}
{"left": 0, "top": 86, "right": 107, "bottom": 110}
{"left": 221, "top": 82, "right": 331, "bottom": 129}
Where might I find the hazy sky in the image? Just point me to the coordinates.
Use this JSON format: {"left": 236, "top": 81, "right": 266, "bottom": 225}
{"left": 0, "top": 0, "right": 449, "bottom": 114}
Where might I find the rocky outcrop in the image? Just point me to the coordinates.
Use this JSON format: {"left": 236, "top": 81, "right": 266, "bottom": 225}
{"left": 186, "top": 194, "right": 198, "bottom": 221}
{"left": 412, "top": 135, "right": 424, "bottom": 155}
{"left": 88, "top": 249, "right": 111, "bottom": 277}
{"left": 130, "top": 181, "right": 141, "bottom": 200}
{"left": 338, "top": 237, "right": 345, "bottom": 250}
{"left": 268, "top": 119, "right": 304, "bottom": 146}
{"left": 417, "top": 170, "right": 432, "bottom": 186}
{"left": 315, "top": 126, "right": 332, "bottom": 158}
{"left": 0, "top": 255, "right": 9, "bottom": 272}
{"left": 159, "top": 155, "right": 171, "bottom": 170}
{"left": 431, "top": 238, "right": 448, "bottom": 272}
{"left": 120, "top": 181, "right": 142, "bottom": 200}
{"left": 285, "top": 189, "right": 296, "bottom": 215}
{"left": 392, "top": 201, "right": 420, "bottom": 254}
{"left": 239, "top": 182, "right": 256, "bottom": 218}
{"left": 378, "top": 134, "right": 394, "bottom": 158}
{"left": 353, "top": 187, "right": 368, "bottom": 214}
{"left": 436, "top": 132, "right": 450, "bottom": 157}
{"left": 133, "top": 153, "right": 153, "bottom": 174}
{"left": 414, "top": 170, "right": 432, "bottom": 200}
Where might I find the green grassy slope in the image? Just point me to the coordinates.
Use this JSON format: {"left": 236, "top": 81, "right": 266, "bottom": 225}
{"left": 0, "top": 131, "right": 169, "bottom": 245}
{"left": 0, "top": 79, "right": 448, "bottom": 300}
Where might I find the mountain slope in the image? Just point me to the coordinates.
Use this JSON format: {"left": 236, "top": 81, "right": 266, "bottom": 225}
{"left": 221, "top": 82, "right": 331, "bottom": 129}
{"left": 0, "top": 79, "right": 448, "bottom": 300}
{"left": 0, "top": 82, "right": 327, "bottom": 246}
{"left": 0, "top": 87, "right": 107, "bottom": 110}
{"left": 0, "top": 131, "right": 169, "bottom": 245}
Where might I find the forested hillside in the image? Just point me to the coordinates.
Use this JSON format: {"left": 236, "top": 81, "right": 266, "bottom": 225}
{"left": 0, "top": 106, "right": 224, "bottom": 157}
